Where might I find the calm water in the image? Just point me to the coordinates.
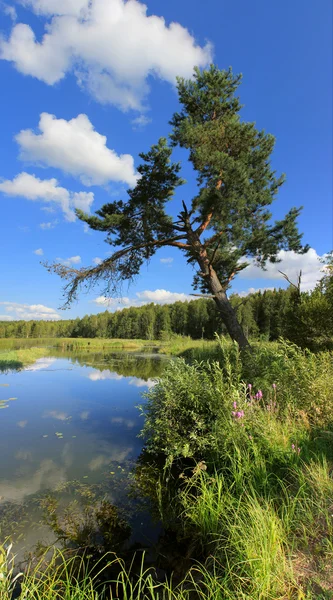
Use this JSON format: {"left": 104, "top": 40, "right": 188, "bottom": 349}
{"left": 0, "top": 349, "right": 167, "bottom": 556}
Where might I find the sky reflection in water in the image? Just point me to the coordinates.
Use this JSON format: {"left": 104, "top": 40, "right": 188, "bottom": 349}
{"left": 0, "top": 352, "right": 166, "bottom": 551}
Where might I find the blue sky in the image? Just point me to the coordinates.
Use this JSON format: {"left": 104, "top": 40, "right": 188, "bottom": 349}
{"left": 0, "top": 0, "right": 332, "bottom": 321}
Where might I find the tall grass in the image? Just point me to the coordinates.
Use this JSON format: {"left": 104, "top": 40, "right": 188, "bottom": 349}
{"left": 137, "top": 338, "right": 333, "bottom": 597}
{"left": 2, "top": 337, "right": 333, "bottom": 598}
{"left": 0, "top": 347, "right": 50, "bottom": 371}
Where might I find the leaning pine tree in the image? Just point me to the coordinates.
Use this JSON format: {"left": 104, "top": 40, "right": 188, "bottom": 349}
{"left": 47, "top": 66, "right": 308, "bottom": 349}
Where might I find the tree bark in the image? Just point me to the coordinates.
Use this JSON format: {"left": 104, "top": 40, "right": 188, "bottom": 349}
{"left": 187, "top": 229, "right": 251, "bottom": 351}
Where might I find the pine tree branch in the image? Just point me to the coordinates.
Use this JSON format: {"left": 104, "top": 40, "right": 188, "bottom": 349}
{"left": 190, "top": 293, "right": 216, "bottom": 298}
{"left": 44, "top": 235, "right": 190, "bottom": 306}
{"left": 195, "top": 212, "right": 214, "bottom": 236}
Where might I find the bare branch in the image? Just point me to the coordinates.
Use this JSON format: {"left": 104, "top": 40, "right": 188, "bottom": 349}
{"left": 278, "top": 269, "right": 302, "bottom": 292}
{"left": 232, "top": 297, "right": 251, "bottom": 310}
{"left": 190, "top": 293, "right": 216, "bottom": 298}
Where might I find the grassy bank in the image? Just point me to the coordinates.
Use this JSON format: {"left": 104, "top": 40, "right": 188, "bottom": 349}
{"left": 51, "top": 336, "right": 221, "bottom": 357}
{"left": 2, "top": 338, "right": 333, "bottom": 597}
{"left": 0, "top": 335, "right": 221, "bottom": 360}
{"left": 0, "top": 347, "right": 50, "bottom": 371}
{"left": 137, "top": 338, "right": 333, "bottom": 598}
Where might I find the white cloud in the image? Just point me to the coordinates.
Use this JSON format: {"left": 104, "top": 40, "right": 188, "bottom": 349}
{"left": 131, "top": 115, "right": 152, "bottom": 130}
{"left": 0, "top": 0, "right": 212, "bottom": 110}
{"left": 33, "top": 248, "right": 44, "bottom": 255}
{"left": 0, "top": 302, "right": 60, "bottom": 320}
{"left": 92, "top": 257, "right": 102, "bottom": 265}
{"left": 22, "top": 0, "right": 88, "bottom": 16}
{"left": 94, "top": 295, "right": 132, "bottom": 308}
{"left": 83, "top": 223, "right": 91, "bottom": 234}
{"left": 39, "top": 220, "right": 58, "bottom": 229}
{"left": 0, "top": 171, "right": 94, "bottom": 221}
{"left": 237, "top": 287, "right": 276, "bottom": 298}
{"left": 3, "top": 4, "right": 17, "bottom": 21}
{"left": 15, "top": 113, "right": 138, "bottom": 187}
{"left": 240, "top": 249, "right": 326, "bottom": 292}
{"left": 136, "top": 289, "right": 193, "bottom": 304}
{"left": 56, "top": 255, "right": 81, "bottom": 267}
{"left": 160, "top": 257, "right": 173, "bottom": 264}
{"left": 93, "top": 288, "right": 194, "bottom": 310}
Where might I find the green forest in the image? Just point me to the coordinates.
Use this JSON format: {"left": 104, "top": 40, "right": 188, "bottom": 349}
{"left": 1, "top": 260, "right": 332, "bottom": 351}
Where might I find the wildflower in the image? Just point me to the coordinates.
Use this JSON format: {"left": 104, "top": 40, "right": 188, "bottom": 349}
{"left": 233, "top": 401, "right": 237, "bottom": 410}
{"left": 291, "top": 444, "right": 295, "bottom": 451}
{"left": 232, "top": 410, "right": 245, "bottom": 419}
{"left": 248, "top": 384, "right": 252, "bottom": 390}
{"left": 272, "top": 383, "right": 276, "bottom": 390}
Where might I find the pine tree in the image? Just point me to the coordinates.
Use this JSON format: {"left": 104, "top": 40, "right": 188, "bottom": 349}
{"left": 46, "top": 66, "right": 308, "bottom": 349}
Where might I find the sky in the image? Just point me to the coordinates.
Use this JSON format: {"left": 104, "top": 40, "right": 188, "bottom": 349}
{"left": 0, "top": 0, "right": 332, "bottom": 321}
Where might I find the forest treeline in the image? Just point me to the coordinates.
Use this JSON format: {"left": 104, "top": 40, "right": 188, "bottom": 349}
{"left": 1, "top": 265, "right": 332, "bottom": 351}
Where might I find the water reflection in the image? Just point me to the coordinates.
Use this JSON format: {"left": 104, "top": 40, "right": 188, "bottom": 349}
{"left": 0, "top": 350, "right": 167, "bottom": 552}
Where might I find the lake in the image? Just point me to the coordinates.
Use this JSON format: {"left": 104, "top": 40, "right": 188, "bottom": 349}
{"left": 0, "top": 346, "right": 168, "bottom": 559}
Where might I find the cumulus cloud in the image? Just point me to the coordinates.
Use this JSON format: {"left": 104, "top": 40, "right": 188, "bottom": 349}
{"left": 15, "top": 113, "right": 138, "bottom": 187}
{"left": 94, "top": 296, "right": 132, "bottom": 308}
{"left": 22, "top": 0, "right": 88, "bottom": 16}
{"left": 136, "top": 289, "right": 193, "bottom": 304}
{"left": 33, "top": 248, "right": 44, "bottom": 255}
{"left": 92, "top": 257, "right": 102, "bottom": 265}
{"left": 240, "top": 249, "right": 326, "bottom": 292}
{"left": 93, "top": 289, "right": 194, "bottom": 310}
{"left": 56, "top": 255, "right": 81, "bottom": 267}
{"left": 237, "top": 287, "right": 277, "bottom": 298}
{"left": 0, "top": 0, "right": 212, "bottom": 110}
{"left": 0, "top": 171, "right": 94, "bottom": 221}
{"left": 0, "top": 302, "right": 60, "bottom": 320}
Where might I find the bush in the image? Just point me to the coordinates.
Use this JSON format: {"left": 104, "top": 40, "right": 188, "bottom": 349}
{"left": 137, "top": 338, "right": 333, "bottom": 597}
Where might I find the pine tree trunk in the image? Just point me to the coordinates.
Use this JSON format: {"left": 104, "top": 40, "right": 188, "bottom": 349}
{"left": 210, "top": 276, "right": 251, "bottom": 350}
{"left": 187, "top": 230, "right": 251, "bottom": 350}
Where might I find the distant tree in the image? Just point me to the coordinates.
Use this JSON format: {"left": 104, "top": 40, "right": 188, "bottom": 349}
{"left": 46, "top": 66, "right": 308, "bottom": 348}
